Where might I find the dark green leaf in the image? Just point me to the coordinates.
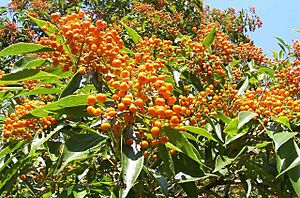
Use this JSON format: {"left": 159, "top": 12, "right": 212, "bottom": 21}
{"left": 162, "top": 127, "right": 202, "bottom": 165}
{"left": 185, "top": 126, "right": 217, "bottom": 142}
{"left": 57, "top": 133, "right": 107, "bottom": 172}
{"left": 60, "top": 72, "right": 83, "bottom": 98}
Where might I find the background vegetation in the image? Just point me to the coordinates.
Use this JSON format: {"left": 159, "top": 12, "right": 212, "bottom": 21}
{"left": 0, "top": 0, "right": 299, "bottom": 197}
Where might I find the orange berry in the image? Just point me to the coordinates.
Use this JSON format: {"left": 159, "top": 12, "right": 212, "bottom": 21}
{"left": 148, "top": 107, "right": 156, "bottom": 116}
{"left": 129, "top": 104, "right": 138, "bottom": 113}
{"left": 172, "top": 105, "right": 181, "bottom": 113}
{"left": 100, "top": 122, "right": 111, "bottom": 131}
{"left": 134, "top": 98, "right": 144, "bottom": 107}
{"left": 96, "top": 93, "right": 106, "bottom": 103}
{"left": 87, "top": 95, "right": 97, "bottom": 105}
{"left": 122, "top": 97, "right": 132, "bottom": 106}
{"left": 159, "top": 136, "right": 169, "bottom": 144}
{"left": 119, "top": 82, "right": 130, "bottom": 91}
{"left": 144, "top": 151, "right": 149, "bottom": 158}
{"left": 151, "top": 154, "right": 158, "bottom": 160}
{"left": 20, "top": 174, "right": 27, "bottom": 181}
{"left": 154, "top": 120, "right": 162, "bottom": 128}
{"left": 155, "top": 98, "right": 165, "bottom": 106}
{"left": 50, "top": 12, "right": 60, "bottom": 22}
{"left": 151, "top": 139, "right": 160, "bottom": 147}
{"left": 95, "top": 20, "right": 107, "bottom": 29}
{"left": 108, "top": 110, "right": 117, "bottom": 117}
{"left": 127, "top": 138, "right": 134, "bottom": 145}
{"left": 118, "top": 103, "right": 126, "bottom": 111}
{"left": 111, "top": 59, "right": 122, "bottom": 68}
{"left": 169, "top": 149, "right": 177, "bottom": 155}
{"left": 150, "top": 127, "right": 160, "bottom": 138}
{"left": 140, "top": 140, "right": 149, "bottom": 149}
{"left": 93, "top": 108, "right": 103, "bottom": 116}
{"left": 170, "top": 116, "right": 180, "bottom": 124}
{"left": 87, "top": 106, "right": 95, "bottom": 115}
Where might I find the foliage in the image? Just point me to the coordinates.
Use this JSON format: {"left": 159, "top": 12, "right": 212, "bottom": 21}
{"left": 0, "top": 0, "right": 299, "bottom": 197}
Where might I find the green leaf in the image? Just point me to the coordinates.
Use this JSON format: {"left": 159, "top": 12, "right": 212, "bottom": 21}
{"left": 23, "top": 94, "right": 89, "bottom": 118}
{"left": 216, "top": 112, "right": 231, "bottom": 124}
{"left": 162, "top": 127, "right": 203, "bottom": 165}
{"left": 202, "top": 26, "right": 216, "bottom": 49}
{"left": 60, "top": 72, "right": 83, "bottom": 98}
{"left": 0, "top": 43, "right": 53, "bottom": 56}
{"left": 12, "top": 57, "right": 46, "bottom": 73}
{"left": 57, "top": 133, "right": 107, "bottom": 172}
{"left": 28, "top": 15, "right": 59, "bottom": 36}
{"left": 158, "top": 144, "right": 174, "bottom": 178}
{"left": 0, "top": 69, "right": 60, "bottom": 84}
{"left": 214, "top": 147, "right": 246, "bottom": 172}
{"left": 275, "top": 139, "right": 300, "bottom": 196}
{"left": 258, "top": 67, "right": 275, "bottom": 79}
{"left": 224, "top": 118, "right": 238, "bottom": 134}
{"left": 237, "top": 76, "right": 249, "bottom": 96}
{"left": 0, "top": 142, "right": 24, "bottom": 158}
{"left": 29, "top": 125, "right": 65, "bottom": 157}
{"left": 273, "top": 132, "right": 298, "bottom": 151}
{"left": 15, "top": 88, "right": 62, "bottom": 97}
{"left": 120, "top": 22, "right": 142, "bottom": 44}
{"left": 185, "top": 126, "right": 217, "bottom": 142}
{"left": 238, "top": 111, "right": 257, "bottom": 129}
{"left": 120, "top": 139, "right": 144, "bottom": 198}
{"left": 273, "top": 116, "right": 292, "bottom": 131}
{"left": 144, "top": 167, "right": 168, "bottom": 196}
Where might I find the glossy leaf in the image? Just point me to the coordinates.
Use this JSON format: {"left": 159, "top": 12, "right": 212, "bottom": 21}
{"left": 119, "top": 139, "right": 144, "bottom": 198}
{"left": 275, "top": 139, "right": 300, "bottom": 196}
{"left": 258, "top": 67, "right": 275, "bottom": 79}
{"left": 0, "top": 43, "right": 53, "bottom": 56}
{"left": 120, "top": 22, "right": 142, "bottom": 44}
{"left": 202, "top": 25, "right": 216, "bottom": 49}
{"left": 162, "top": 127, "right": 202, "bottom": 165}
{"left": 238, "top": 111, "right": 257, "bottom": 129}
{"left": 185, "top": 126, "right": 217, "bottom": 142}
{"left": 273, "top": 116, "right": 292, "bottom": 131}
{"left": 57, "top": 133, "right": 107, "bottom": 172}
{"left": 273, "top": 132, "right": 298, "bottom": 151}
{"left": 237, "top": 76, "right": 249, "bottom": 96}
{"left": 0, "top": 69, "right": 60, "bottom": 84}
{"left": 224, "top": 118, "right": 238, "bottom": 134}
{"left": 23, "top": 94, "right": 89, "bottom": 118}
{"left": 60, "top": 72, "right": 83, "bottom": 98}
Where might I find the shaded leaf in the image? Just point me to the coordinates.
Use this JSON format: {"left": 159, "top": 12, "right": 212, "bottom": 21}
{"left": 60, "top": 72, "right": 83, "bottom": 98}
{"left": 58, "top": 133, "right": 107, "bottom": 172}
{"left": 162, "top": 127, "right": 202, "bottom": 165}
{"left": 185, "top": 126, "right": 217, "bottom": 142}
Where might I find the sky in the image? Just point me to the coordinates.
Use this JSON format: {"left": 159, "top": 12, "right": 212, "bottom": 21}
{"left": 204, "top": 0, "right": 300, "bottom": 56}
{"left": 1, "top": 0, "right": 300, "bottom": 56}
